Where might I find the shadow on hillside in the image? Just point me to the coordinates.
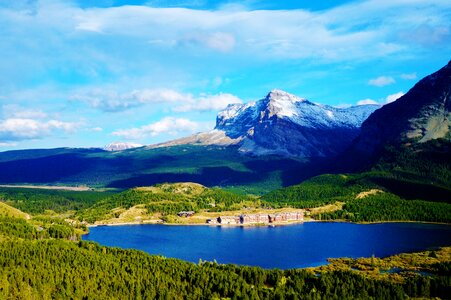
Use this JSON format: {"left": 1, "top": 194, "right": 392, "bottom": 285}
{"left": 370, "top": 177, "right": 451, "bottom": 203}
{"left": 0, "top": 153, "right": 178, "bottom": 184}
{"left": 242, "top": 157, "right": 332, "bottom": 188}
{"left": 0, "top": 154, "right": 100, "bottom": 183}
{"left": 107, "top": 166, "right": 269, "bottom": 188}
{"left": 107, "top": 157, "right": 335, "bottom": 189}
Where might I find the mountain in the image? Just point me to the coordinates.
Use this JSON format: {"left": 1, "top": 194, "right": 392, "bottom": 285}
{"left": 352, "top": 61, "right": 451, "bottom": 157}
{"left": 155, "top": 89, "right": 379, "bottom": 157}
{"left": 103, "top": 142, "right": 143, "bottom": 152}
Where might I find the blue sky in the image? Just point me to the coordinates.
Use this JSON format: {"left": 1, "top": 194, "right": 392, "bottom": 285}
{"left": 0, "top": 0, "right": 450, "bottom": 150}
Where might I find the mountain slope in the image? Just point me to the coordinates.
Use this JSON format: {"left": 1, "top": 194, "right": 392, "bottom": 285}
{"left": 0, "top": 145, "right": 329, "bottom": 192}
{"left": 352, "top": 61, "right": 451, "bottom": 157}
{"left": 0, "top": 202, "right": 30, "bottom": 219}
{"left": 156, "top": 90, "right": 379, "bottom": 157}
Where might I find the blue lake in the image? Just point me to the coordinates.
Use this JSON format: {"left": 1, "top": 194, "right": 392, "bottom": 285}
{"left": 83, "top": 222, "right": 451, "bottom": 269}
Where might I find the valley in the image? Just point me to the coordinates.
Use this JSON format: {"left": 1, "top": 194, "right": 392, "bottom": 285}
{"left": 1, "top": 0, "right": 450, "bottom": 297}
{"left": 0, "top": 61, "right": 450, "bottom": 299}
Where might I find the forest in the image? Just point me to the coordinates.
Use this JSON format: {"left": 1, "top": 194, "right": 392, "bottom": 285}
{"left": 0, "top": 187, "right": 113, "bottom": 215}
{"left": 0, "top": 140, "right": 449, "bottom": 226}
{"left": 0, "top": 221, "right": 450, "bottom": 299}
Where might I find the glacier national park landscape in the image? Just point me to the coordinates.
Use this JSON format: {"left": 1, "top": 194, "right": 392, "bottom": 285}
{"left": 1, "top": 1, "right": 451, "bottom": 299}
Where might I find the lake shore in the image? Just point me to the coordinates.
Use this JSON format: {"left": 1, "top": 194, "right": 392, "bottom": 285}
{"left": 87, "top": 218, "right": 313, "bottom": 228}
{"left": 87, "top": 218, "right": 451, "bottom": 228}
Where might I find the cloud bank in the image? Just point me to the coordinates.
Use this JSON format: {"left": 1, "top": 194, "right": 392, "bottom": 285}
{"left": 72, "top": 89, "right": 242, "bottom": 113}
{"left": 112, "top": 117, "right": 209, "bottom": 139}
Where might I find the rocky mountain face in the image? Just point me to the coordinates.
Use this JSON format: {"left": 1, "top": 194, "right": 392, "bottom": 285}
{"left": 155, "top": 89, "right": 379, "bottom": 157}
{"left": 103, "top": 142, "right": 143, "bottom": 152}
{"left": 352, "top": 61, "right": 451, "bottom": 156}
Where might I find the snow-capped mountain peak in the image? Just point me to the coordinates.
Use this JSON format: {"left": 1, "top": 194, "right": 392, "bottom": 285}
{"left": 103, "top": 142, "right": 143, "bottom": 152}
{"left": 154, "top": 89, "right": 380, "bottom": 157}
{"left": 266, "top": 89, "right": 307, "bottom": 118}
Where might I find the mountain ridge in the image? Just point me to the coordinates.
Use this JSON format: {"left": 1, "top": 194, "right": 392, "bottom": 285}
{"left": 154, "top": 89, "right": 380, "bottom": 157}
{"left": 350, "top": 60, "right": 451, "bottom": 158}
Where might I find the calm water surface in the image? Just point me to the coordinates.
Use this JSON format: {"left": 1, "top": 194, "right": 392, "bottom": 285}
{"left": 83, "top": 222, "right": 451, "bottom": 269}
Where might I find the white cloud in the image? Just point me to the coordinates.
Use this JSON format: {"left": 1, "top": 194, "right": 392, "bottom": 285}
{"left": 0, "top": 118, "right": 79, "bottom": 141}
{"left": 400, "top": 73, "right": 417, "bottom": 80}
{"left": 368, "top": 76, "right": 395, "bottom": 87}
{"left": 398, "top": 24, "right": 450, "bottom": 46}
{"left": 73, "top": 88, "right": 242, "bottom": 113}
{"left": 91, "top": 127, "right": 103, "bottom": 132}
{"left": 356, "top": 91, "right": 404, "bottom": 106}
{"left": 357, "top": 98, "right": 379, "bottom": 105}
{"left": 112, "top": 117, "right": 204, "bottom": 139}
{"left": 2, "top": 104, "right": 48, "bottom": 119}
{"left": 385, "top": 91, "right": 404, "bottom": 103}
{"left": 2, "top": 0, "right": 447, "bottom": 69}
{"left": 0, "top": 142, "right": 17, "bottom": 148}
{"left": 182, "top": 32, "right": 236, "bottom": 52}
{"left": 71, "top": 88, "right": 186, "bottom": 112}
{"left": 174, "top": 93, "right": 242, "bottom": 112}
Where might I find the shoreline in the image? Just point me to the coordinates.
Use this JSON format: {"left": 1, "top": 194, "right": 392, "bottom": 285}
{"left": 86, "top": 218, "right": 451, "bottom": 229}
{"left": 87, "top": 218, "right": 313, "bottom": 228}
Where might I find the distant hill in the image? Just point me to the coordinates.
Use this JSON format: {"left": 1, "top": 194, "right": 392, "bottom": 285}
{"left": 0, "top": 145, "right": 330, "bottom": 193}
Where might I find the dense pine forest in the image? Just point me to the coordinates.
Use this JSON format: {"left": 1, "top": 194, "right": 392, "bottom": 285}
{"left": 0, "top": 187, "right": 113, "bottom": 215}
{"left": 1, "top": 214, "right": 450, "bottom": 299}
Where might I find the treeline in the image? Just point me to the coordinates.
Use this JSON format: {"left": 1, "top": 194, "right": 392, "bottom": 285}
{"left": 0, "top": 187, "right": 114, "bottom": 214}
{"left": 262, "top": 162, "right": 451, "bottom": 223}
{"left": 262, "top": 174, "right": 371, "bottom": 208}
{"left": 0, "top": 216, "right": 79, "bottom": 241}
{"left": 317, "top": 193, "right": 451, "bottom": 223}
{"left": 1, "top": 239, "right": 450, "bottom": 299}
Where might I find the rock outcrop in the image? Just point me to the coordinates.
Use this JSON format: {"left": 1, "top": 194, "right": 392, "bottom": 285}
{"left": 211, "top": 211, "right": 304, "bottom": 225}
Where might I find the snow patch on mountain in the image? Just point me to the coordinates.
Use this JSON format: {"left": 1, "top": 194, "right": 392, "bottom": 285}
{"left": 104, "top": 142, "right": 143, "bottom": 151}
{"left": 266, "top": 89, "right": 306, "bottom": 117}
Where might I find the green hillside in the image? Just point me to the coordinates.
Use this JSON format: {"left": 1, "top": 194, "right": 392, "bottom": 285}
{"left": 0, "top": 145, "right": 330, "bottom": 194}
{"left": 263, "top": 140, "right": 451, "bottom": 223}
{"left": 76, "top": 182, "right": 260, "bottom": 223}
{"left": 0, "top": 187, "right": 115, "bottom": 215}
{"left": 0, "top": 202, "right": 29, "bottom": 219}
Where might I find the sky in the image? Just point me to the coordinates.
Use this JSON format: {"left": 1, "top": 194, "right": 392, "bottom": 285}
{"left": 0, "top": 0, "right": 450, "bottom": 151}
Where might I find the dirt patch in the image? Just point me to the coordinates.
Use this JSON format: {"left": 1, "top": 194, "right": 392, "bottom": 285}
{"left": 309, "top": 202, "right": 344, "bottom": 215}
{"left": 355, "top": 189, "right": 384, "bottom": 199}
